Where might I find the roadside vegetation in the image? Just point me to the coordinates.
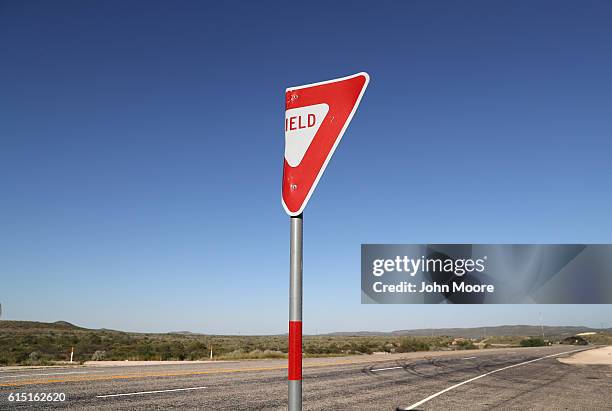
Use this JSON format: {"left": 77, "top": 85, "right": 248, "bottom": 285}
{"left": 520, "top": 337, "right": 546, "bottom": 347}
{"left": 1, "top": 321, "right": 609, "bottom": 366}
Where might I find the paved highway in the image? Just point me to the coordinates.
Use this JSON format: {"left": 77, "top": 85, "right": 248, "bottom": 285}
{"left": 0, "top": 346, "right": 610, "bottom": 410}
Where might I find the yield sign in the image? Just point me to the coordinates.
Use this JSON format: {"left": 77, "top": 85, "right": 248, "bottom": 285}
{"left": 282, "top": 72, "right": 369, "bottom": 216}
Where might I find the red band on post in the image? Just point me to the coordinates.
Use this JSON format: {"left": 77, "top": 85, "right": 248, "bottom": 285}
{"left": 288, "top": 321, "right": 302, "bottom": 380}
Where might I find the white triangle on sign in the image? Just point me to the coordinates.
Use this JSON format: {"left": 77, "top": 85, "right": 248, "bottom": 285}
{"left": 284, "top": 103, "right": 329, "bottom": 167}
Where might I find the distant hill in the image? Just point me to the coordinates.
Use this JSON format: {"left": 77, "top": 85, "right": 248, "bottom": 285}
{"left": 1, "top": 320, "right": 608, "bottom": 339}
{"left": 0, "top": 320, "right": 86, "bottom": 332}
{"left": 168, "top": 331, "right": 208, "bottom": 336}
{"left": 326, "top": 325, "right": 611, "bottom": 339}
{"left": 53, "top": 321, "right": 79, "bottom": 328}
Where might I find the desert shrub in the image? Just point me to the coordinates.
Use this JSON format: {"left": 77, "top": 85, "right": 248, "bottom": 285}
{"left": 397, "top": 337, "right": 429, "bottom": 352}
{"left": 91, "top": 350, "right": 106, "bottom": 361}
{"left": 216, "top": 349, "right": 286, "bottom": 360}
{"left": 520, "top": 338, "right": 545, "bottom": 347}
{"left": 455, "top": 340, "right": 477, "bottom": 350}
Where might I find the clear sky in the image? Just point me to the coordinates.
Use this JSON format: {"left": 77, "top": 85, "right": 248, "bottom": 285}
{"left": 1, "top": 1, "right": 611, "bottom": 334}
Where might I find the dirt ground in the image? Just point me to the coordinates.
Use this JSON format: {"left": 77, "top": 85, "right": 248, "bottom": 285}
{"left": 558, "top": 345, "right": 612, "bottom": 365}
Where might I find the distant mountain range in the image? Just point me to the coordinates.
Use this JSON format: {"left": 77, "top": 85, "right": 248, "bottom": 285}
{"left": 325, "top": 325, "right": 611, "bottom": 339}
{"left": 0, "top": 320, "right": 609, "bottom": 338}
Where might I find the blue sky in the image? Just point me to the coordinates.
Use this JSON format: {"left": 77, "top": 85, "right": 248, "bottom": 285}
{"left": 1, "top": 1, "right": 611, "bottom": 334}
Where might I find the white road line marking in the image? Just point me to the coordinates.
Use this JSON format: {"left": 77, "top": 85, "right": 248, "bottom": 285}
{"left": 0, "top": 371, "right": 99, "bottom": 379}
{"left": 371, "top": 366, "right": 404, "bottom": 372}
{"left": 462, "top": 357, "right": 477, "bottom": 360}
{"left": 401, "top": 348, "right": 589, "bottom": 410}
{"left": 97, "top": 386, "right": 207, "bottom": 398}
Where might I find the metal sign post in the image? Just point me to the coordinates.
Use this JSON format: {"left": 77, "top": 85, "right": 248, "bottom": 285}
{"left": 282, "top": 73, "right": 368, "bottom": 411}
{"left": 288, "top": 214, "right": 303, "bottom": 411}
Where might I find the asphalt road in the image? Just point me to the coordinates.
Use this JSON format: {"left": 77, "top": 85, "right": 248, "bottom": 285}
{"left": 0, "top": 346, "right": 610, "bottom": 410}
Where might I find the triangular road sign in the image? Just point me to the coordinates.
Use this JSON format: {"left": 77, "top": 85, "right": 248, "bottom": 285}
{"left": 282, "top": 72, "right": 369, "bottom": 216}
